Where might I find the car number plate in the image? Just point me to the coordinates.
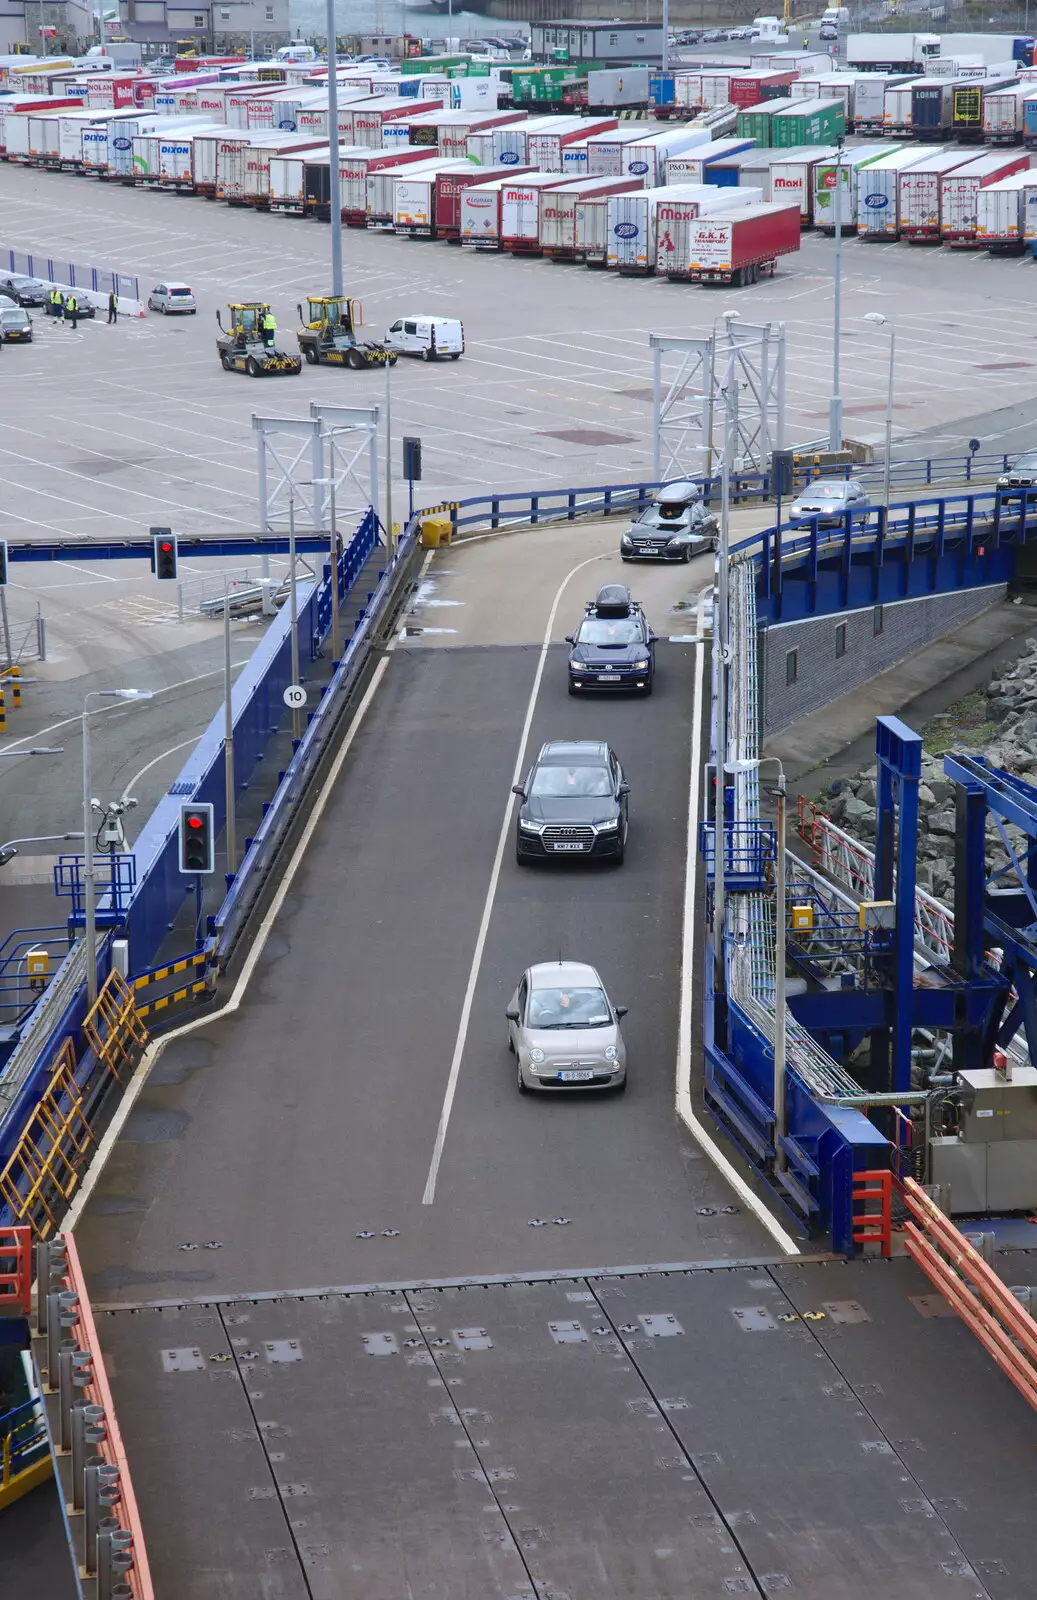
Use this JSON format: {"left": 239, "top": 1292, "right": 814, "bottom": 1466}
{"left": 560, "top": 1069, "right": 595, "bottom": 1081}
{"left": 597, "top": 674, "right": 615, "bottom": 682}
{"left": 551, "top": 841, "right": 587, "bottom": 852}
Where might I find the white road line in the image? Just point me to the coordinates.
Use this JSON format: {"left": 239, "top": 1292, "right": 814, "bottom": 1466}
{"left": 121, "top": 732, "right": 224, "bottom": 800}
{"left": 65, "top": 649, "right": 394, "bottom": 1231}
{"left": 421, "top": 548, "right": 609, "bottom": 1207}
{"left": 676, "top": 593, "right": 799, "bottom": 1256}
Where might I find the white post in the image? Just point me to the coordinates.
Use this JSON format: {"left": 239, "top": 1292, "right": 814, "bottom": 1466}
{"left": 329, "top": 472, "right": 341, "bottom": 661}
{"left": 884, "top": 327, "right": 895, "bottom": 507}
{"left": 385, "top": 358, "right": 394, "bottom": 559}
{"left": 713, "top": 348, "right": 735, "bottom": 992}
{"left": 82, "top": 704, "right": 96, "bottom": 1007}
{"left": 829, "top": 142, "right": 844, "bottom": 452}
{"left": 223, "top": 576, "right": 236, "bottom": 874}
{"left": 289, "top": 497, "right": 301, "bottom": 741}
{"left": 326, "top": 0, "right": 343, "bottom": 296}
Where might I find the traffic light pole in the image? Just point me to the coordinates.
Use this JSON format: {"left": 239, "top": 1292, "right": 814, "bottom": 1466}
{"left": 326, "top": 0, "right": 343, "bottom": 297}
{"left": 288, "top": 495, "right": 301, "bottom": 741}
{"left": 82, "top": 703, "right": 97, "bottom": 1008}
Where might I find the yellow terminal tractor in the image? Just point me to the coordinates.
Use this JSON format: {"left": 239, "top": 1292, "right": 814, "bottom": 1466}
{"left": 296, "top": 296, "right": 397, "bottom": 371}
{"left": 215, "top": 303, "right": 302, "bottom": 377}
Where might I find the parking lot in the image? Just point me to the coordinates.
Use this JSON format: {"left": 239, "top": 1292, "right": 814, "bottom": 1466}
{"left": 2, "top": 160, "right": 1037, "bottom": 542}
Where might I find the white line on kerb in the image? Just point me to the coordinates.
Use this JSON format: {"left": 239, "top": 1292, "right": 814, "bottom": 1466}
{"left": 65, "top": 652, "right": 394, "bottom": 1231}
{"left": 421, "top": 550, "right": 609, "bottom": 1207}
{"left": 675, "top": 592, "right": 800, "bottom": 1257}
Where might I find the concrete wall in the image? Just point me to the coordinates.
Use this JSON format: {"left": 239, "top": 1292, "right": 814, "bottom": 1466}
{"left": 759, "top": 582, "right": 1006, "bottom": 737}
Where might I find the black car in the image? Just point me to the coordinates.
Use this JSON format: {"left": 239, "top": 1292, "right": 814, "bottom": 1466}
{"left": 0, "top": 275, "right": 47, "bottom": 307}
{"left": 566, "top": 584, "right": 655, "bottom": 696}
{"left": 0, "top": 307, "right": 32, "bottom": 343}
{"left": 513, "top": 739, "right": 629, "bottom": 865}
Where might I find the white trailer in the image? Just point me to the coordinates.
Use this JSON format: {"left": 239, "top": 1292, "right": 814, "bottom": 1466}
{"left": 526, "top": 115, "right": 618, "bottom": 172}
{"left": 899, "top": 148, "right": 975, "bottom": 240}
{"left": 586, "top": 126, "right": 653, "bottom": 176}
{"left": 391, "top": 159, "right": 475, "bottom": 235}
{"left": 621, "top": 127, "right": 711, "bottom": 186}
{"left": 983, "top": 83, "right": 1037, "bottom": 142}
{"left": 856, "top": 145, "right": 941, "bottom": 239}
{"left": 811, "top": 144, "right": 894, "bottom": 231}
{"left": 539, "top": 176, "right": 642, "bottom": 257}
{"left": 846, "top": 33, "right": 940, "bottom": 71}
{"left": 975, "top": 169, "right": 1035, "bottom": 249}
{"left": 664, "top": 137, "right": 756, "bottom": 185}
{"left": 459, "top": 176, "right": 512, "bottom": 246}
{"left": 502, "top": 173, "right": 586, "bottom": 250}
{"left": 882, "top": 77, "right": 928, "bottom": 134}
{"left": 270, "top": 143, "right": 354, "bottom": 213}
{"left": 575, "top": 187, "right": 640, "bottom": 264}
{"left": 240, "top": 134, "right": 330, "bottom": 206}
{"left": 157, "top": 124, "right": 227, "bottom": 190}
{"left": 766, "top": 145, "right": 840, "bottom": 222}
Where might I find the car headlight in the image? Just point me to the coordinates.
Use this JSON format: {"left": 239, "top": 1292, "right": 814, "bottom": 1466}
{"left": 519, "top": 819, "right": 541, "bottom": 833}
{"left": 666, "top": 536, "right": 684, "bottom": 547}
{"left": 528, "top": 1047, "right": 545, "bottom": 1063}
{"left": 604, "top": 1044, "right": 618, "bottom": 1061}
{"left": 633, "top": 659, "right": 649, "bottom": 671}
{"left": 620, "top": 534, "right": 632, "bottom": 548}
{"left": 570, "top": 661, "right": 586, "bottom": 672}
{"left": 594, "top": 818, "right": 619, "bottom": 832}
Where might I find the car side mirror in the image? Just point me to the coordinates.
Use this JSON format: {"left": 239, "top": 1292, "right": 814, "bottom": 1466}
{"left": 512, "top": 784, "right": 526, "bottom": 797}
{"left": 505, "top": 1005, "right": 520, "bottom": 1022}
{"left": 618, "top": 782, "right": 630, "bottom": 796}
{"left": 614, "top": 1005, "right": 628, "bottom": 1019}
{"left": 564, "top": 634, "right": 574, "bottom": 644}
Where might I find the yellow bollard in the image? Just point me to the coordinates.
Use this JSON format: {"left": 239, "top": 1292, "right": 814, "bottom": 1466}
{"left": 10, "top": 667, "right": 19, "bottom": 710}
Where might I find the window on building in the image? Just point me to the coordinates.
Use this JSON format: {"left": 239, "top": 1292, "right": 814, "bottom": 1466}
{"left": 835, "top": 622, "right": 847, "bottom": 659}
{"left": 220, "top": 7, "right": 229, "bottom": 16}
{"left": 193, "top": 13, "right": 204, "bottom": 24}
{"left": 873, "top": 605, "right": 884, "bottom": 636}
{"left": 786, "top": 649, "right": 798, "bottom": 687}
{"left": 265, "top": 4, "right": 273, "bottom": 15}
{"left": 609, "top": 32, "right": 618, "bottom": 44}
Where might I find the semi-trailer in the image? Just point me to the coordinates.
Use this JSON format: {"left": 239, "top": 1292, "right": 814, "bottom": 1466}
{"left": 652, "top": 187, "right": 764, "bottom": 274}
{"left": 951, "top": 76, "right": 1020, "bottom": 141}
{"left": 671, "top": 201, "right": 802, "bottom": 284}
{"left": 899, "top": 148, "right": 978, "bottom": 240}
{"left": 845, "top": 33, "right": 941, "bottom": 73}
{"left": 620, "top": 126, "right": 712, "bottom": 185}
{"left": 664, "top": 137, "right": 756, "bottom": 185}
{"left": 606, "top": 183, "right": 763, "bottom": 273}
{"left": 768, "top": 96, "right": 846, "bottom": 146}
{"left": 975, "top": 169, "right": 1037, "bottom": 250}
{"left": 765, "top": 144, "right": 840, "bottom": 221}
{"left": 983, "top": 83, "right": 1037, "bottom": 142}
{"left": 811, "top": 144, "right": 894, "bottom": 231}
{"left": 391, "top": 158, "right": 490, "bottom": 235}
{"left": 856, "top": 145, "right": 942, "bottom": 238}
{"left": 940, "top": 148, "right": 1030, "bottom": 243}
{"left": 537, "top": 175, "right": 638, "bottom": 257}
{"left": 434, "top": 163, "right": 536, "bottom": 240}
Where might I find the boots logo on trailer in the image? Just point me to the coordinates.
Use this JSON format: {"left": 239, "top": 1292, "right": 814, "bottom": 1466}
{"left": 628, "top": 160, "right": 649, "bottom": 174}
{"left": 614, "top": 221, "right": 638, "bottom": 238}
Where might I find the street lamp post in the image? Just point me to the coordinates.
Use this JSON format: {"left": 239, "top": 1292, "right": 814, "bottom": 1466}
{"left": 829, "top": 138, "right": 846, "bottom": 452}
{"left": 712, "top": 315, "right": 739, "bottom": 995}
{"left": 325, "top": 0, "right": 343, "bottom": 297}
{"left": 82, "top": 689, "right": 152, "bottom": 1007}
{"left": 727, "top": 755, "right": 788, "bottom": 1171}
{"left": 864, "top": 312, "right": 895, "bottom": 505}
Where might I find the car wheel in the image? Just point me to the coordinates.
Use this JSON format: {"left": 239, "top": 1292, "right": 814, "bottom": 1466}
{"left": 347, "top": 348, "right": 365, "bottom": 370}
{"left": 160, "top": 303, "right": 167, "bottom": 313}
{"left": 246, "top": 356, "right": 260, "bottom": 376}
{"left": 450, "top": 352, "right": 461, "bottom": 360}
{"left": 517, "top": 1062, "right": 529, "bottom": 1094}
{"left": 220, "top": 352, "right": 232, "bottom": 370}
{"left": 421, "top": 348, "right": 432, "bottom": 361}
{"left": 681, "top": 545, "right": 693, "bottom": 563}
{"left": 304, "top": 345, "right": 318, "bottom": 365}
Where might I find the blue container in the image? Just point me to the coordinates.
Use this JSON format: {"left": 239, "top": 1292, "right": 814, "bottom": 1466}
{"left": 649, "top": 71, "right": 675, "bottom": 109}
{"left": 1024, "top": 95, "right": 1037, "bottom": 142}
{"left": 911, "top": 82, "right": 952, "bottom": 136}
{"left": 1013, "top": 36, "right": 1035, "bottom": 65}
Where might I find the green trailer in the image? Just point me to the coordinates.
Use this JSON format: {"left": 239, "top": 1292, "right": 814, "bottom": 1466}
{"left": 736, "top": 101, "right": 784, "bottom": 148}
{"left": 769, "top": 97, "right": 846, "bottom": 149}
{"left": 510, "top": 63, "right": 589, "bottom": 105}
{"left": 399, "top": 53, "right": 473, "bottom": 75}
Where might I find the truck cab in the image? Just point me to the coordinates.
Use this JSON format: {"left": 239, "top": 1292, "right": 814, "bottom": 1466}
{"left": 620, "top": 480, "right": 717, "bottom": 563}
{"left": 296, "top": 295, "right": 397, "bottom": 369}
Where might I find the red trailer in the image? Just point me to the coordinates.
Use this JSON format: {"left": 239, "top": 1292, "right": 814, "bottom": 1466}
{"left": 677, "top": 201, "right": 801, "bottom": 285}
{"left": 728, "top": 70, "right": 798, "bottom": 111}
{"left": 435, "top": 163, "right": 535, "bottom": 241}
{"left": 351, "top": 95, "right": 444, "bottom": 149}
{"left": 539, "top": 175, "right": 643, "bottom": 258}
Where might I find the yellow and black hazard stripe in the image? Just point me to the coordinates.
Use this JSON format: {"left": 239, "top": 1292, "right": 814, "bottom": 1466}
{"left": 136, "top": 978, "right": 209, "bottom": 1020}
{"left": 133, "top": 949, "right": 207, "bottom": 992}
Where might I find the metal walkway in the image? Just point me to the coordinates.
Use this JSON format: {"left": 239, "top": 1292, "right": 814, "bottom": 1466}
{"left": 94, "top": 1252, "right": 1037, "bottom": 1600}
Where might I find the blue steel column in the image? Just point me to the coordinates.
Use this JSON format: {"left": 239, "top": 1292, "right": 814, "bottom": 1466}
{"left": 893, "top": 750, "right": 919, "bottom": 1094}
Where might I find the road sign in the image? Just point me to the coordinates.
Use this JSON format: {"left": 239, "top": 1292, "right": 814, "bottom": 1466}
{"left": 283, "top": 684, "right": 307, "bottom": 709}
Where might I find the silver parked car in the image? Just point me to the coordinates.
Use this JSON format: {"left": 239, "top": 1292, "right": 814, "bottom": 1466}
{"left": 506, "top": 960, "right": 627, "bottom": 1094}
{"left": 997, "top": 452, "right": 1037, "bottom": 490}
{"left": 789, "top": 478, "right": 870, "bottom": 528}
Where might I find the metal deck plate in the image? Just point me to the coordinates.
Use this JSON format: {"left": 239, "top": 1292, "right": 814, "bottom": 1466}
{"left": 95, "top": 1260, "right": 1037, "bottom": 1600}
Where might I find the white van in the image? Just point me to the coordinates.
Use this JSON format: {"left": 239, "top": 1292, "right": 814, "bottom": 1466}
{"left": 384, "top": 314, "right": 464, "bottom": 361}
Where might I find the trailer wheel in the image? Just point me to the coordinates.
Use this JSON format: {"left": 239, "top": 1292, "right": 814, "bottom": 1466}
{"left": 732, "top": 267, "right": 745, "bottom": 287}
{"left": 304, "top": 345, "right": 318, "bottom": 365}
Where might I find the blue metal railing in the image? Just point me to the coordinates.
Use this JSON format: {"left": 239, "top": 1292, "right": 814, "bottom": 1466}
{"left": 0, "top": 1398, "right": 50, "bottom": 1493}
{"left": 0, "top": 926, "right": 69, "bottom": 1022}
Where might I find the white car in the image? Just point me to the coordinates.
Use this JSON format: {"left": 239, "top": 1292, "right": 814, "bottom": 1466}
{"left": 384, "top": 314, "right": 464, "bottom": 362}
{"left": 790, "top": 478, "right": 870, "bottom": 528}
{"left": 148, "top": 282, "right": 197, "bottom": 315}
{"left": 506, "top": 959, "right": 628, "bottom": 1094}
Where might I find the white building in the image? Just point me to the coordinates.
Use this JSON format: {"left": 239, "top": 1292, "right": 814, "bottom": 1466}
{"left": 118, "top": 0, "right": 290, "bottom": 52}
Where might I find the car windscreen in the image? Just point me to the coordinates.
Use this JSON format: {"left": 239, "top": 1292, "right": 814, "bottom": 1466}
{"left": 577, "top": 619, "right": 641, "bottom": 645}
{"left": 527, "top": 986, "right": 611, "bottom": 1029}
{"left": 808, "top": 485, "right": 848, "bottom": 500}
{"left": 529, "top": 764, "right": 612, "bottom": 798}
{"left": 0, "top": 310, "right": 28, "bottom": 325}
{"left": 1011, "top": 454, "right": 1037, "bottom": 472}
{"left": 657, "top": 500, "right": 690, "bottom": 520}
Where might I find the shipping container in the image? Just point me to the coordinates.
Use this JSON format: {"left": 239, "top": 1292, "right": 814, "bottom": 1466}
{"left": 729, "top": 70, "right": 797, "bottom": 111}
{"left": 856, "top": 144, "right": 941, "bottom": 238}
{"left": 621, "top": 127, "right": 712, "bottom": 185}
{"left": 983, "top": 81, "right": 1037, "bottom": 140}
{"left": 501, "top": 173, "right": 590, "bottom": 251}
{"left": 585, "top": 67, "right": 651, "bottom": 110}
{"left": 952, "top": 76, "right": 1019, "bottom": 140}
{"left": 606, "top": 183, "right": 760, "bottom": 273}
{"left": 883, "top": 76, "right": 933, "bottom": 134}
{"left": 787, "top": 72, "right": 858, "bottom": 121}
{"left": 899, "top": 148, "right": 976, "bottom": 239}
{"left": 390, "top": 158, "right": 484, "bottom": 235}
{"left": 765, "top": 144, "right": 841, "bottom": 220}
{"left": 941, "top": 148, "right": 1029, "bottom": 242}
{"left": 435, "top": 163, "right": 536, "bottom": 240}
{"left": 736, "top": 101, "right": 786, "bottom": 147}
{"left": 664, "top": 137, "right": 756, "bottom": 185}
{"left": 853, "top": 73, "right": 915, "bottom": 134}
{"left": 909, "top": 78, "right": 959, "bottom": 139}
{"left": 769, "top": 97, "right": 846, "bottom": 147}
{"left": 510, "top": 64, "right": 585, "bottom": 106}
{"left": 539, "top": 175, "right": 648, "bottom": 257}
{"left": 585, "top": 125, "right": 653, "bottom": 176}
{"left": 975, "top": 169, "right": 1036, "bottom": 249}
{"left": 811, "top": 144, "right": 893, "bottom": 230}
{"left": 676, "top": 201, "right": 802, "bottom": 284}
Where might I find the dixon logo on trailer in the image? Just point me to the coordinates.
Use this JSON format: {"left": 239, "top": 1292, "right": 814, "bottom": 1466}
{"left": 614, "top": 221, "right": 638, "bottom": 238}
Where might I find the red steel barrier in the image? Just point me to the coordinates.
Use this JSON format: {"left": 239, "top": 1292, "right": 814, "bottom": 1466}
{"left": 0, "top": 1226, "right": 31, "bottom": 1315}
{"left": 901, "top": 1176, "right": 1037, "bottom": 1412}
{"left": 852, "top": 1169, "right": 893, "bottom": 1258}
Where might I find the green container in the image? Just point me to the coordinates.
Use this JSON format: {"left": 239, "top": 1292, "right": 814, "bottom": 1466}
{"left": 511, "top": 63, "right": 588, "bottom": 104}
{"left": 769, "top": 97, "right": 846, "bottom": 149}
{"left": 736, "top": 101, "right": 781, "bottom": 148}
{"left": 400, "top": 53, "right": 471, "bottom": 75}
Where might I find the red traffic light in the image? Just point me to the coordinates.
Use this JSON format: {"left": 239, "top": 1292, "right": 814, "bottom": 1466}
{"left": 187, "top": 814, "right": 203, "bottom": 830}
{"left": 160, "top": 541, "right": 173, "bottom": 553}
